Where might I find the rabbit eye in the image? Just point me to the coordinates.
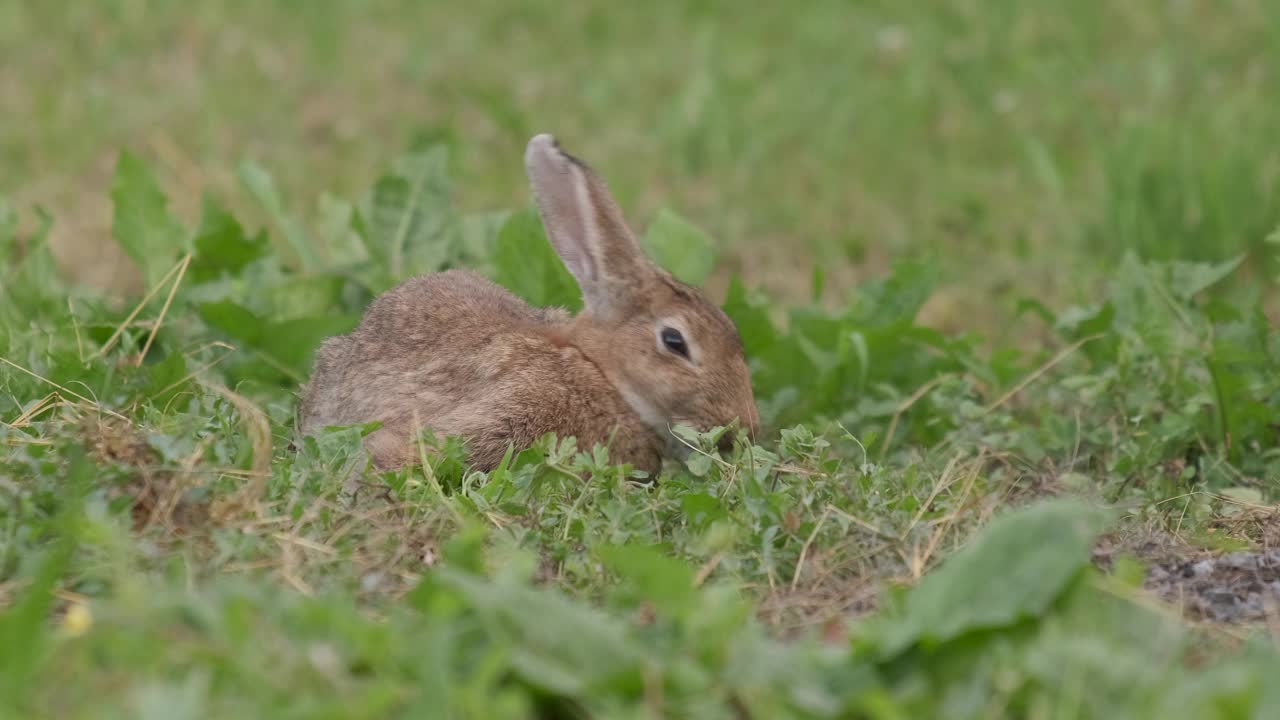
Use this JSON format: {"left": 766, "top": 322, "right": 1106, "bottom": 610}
{"left": 660, "top": 327, "right": 690, "bottom": 358}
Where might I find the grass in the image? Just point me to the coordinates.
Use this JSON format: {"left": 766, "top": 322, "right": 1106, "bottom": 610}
{"left": 4, "top": 1, "right": 1279, "bottom": 322}
{"left": 2, "top": 1, "right": 1280, "bottom": 717}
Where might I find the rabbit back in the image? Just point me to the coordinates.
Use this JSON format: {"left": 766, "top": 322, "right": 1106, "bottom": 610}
{"left": 299, "top": 269, "right": 663, "bottom": 471}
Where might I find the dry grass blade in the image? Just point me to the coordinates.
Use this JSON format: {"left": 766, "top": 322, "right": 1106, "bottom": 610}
{"left": 879, "top": 374, "right": 953, "bottom": 460}
{"left": 892, "top": 453, "right": 988, "bottom": 580}
{"left": 150, "top": 341, "right": 237, "bottom": 403}
{"left": 323, "top": 502, "right": 419, "bottom": 546}
{"left": 826, "top": 505, "right": 898, "bottom": 542}
{"left": 0, "top": 356, "right": 129, "bottom": 421}
{"left": 146, "top": 434, "right": 208, "bottom": 530}
{"left": 271, "top": 532, "right": 338, "bottom": 556}
{"left": 90, "top": 253, "right": 190, "bottom": 360}
{"left": 902, "top": 453, "right": 965, "bottom": 541}
{"left": 791, "top": 506, "right": 832, "bottom": 591}
{"left": 912, "top": 457, "right": 985, "bottom": 578}
{"left": 694, "top": 552, "right": 725, "bottom": 587}
{"left": 9, "top": 392, "right": 59, "bottom": 427}
{"left": 279, "top": 546, "right": 314, "bottom": 596}
{"left": 983, "top": 333, "right": 1105, "bottom": 414}
{"left": 135, "top": 252, "right": 192, "bottom": 367}
{"left": 205, "top": 382, "right": 273, "bottom": 520}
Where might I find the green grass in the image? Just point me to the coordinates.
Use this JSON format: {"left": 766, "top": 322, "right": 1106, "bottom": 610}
{"left": 4, "top": 1, "right": 1278, "bottom": 321}
{"left": 2, "top": 1, "right": 1280, "bottom": 717}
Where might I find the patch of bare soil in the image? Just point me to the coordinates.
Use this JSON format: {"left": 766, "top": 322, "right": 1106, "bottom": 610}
{"left": 84, "top": 416, "right": 208, "bottom": 531}
{"left": 1095, "top": 517, "right": 1280, "bottom": 625}
{"left": 1144, "top": 550, "right": 1280, "bottom": 625}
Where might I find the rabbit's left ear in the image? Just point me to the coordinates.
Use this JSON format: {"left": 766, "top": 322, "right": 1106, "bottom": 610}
{"left": 525, "top": 134, "right": 656, "bottom": 320}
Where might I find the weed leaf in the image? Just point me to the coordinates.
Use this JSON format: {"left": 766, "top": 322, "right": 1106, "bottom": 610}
{"left": 598, "top": 543, "right": 698, "bottom": 617}
{"left": 877, "top": 498, "right": 1111, "bottom": 657}
{"left": 492, "top": 208, "right": 581, "bottom": 309}
{"left": 190, "top": 197, "right": 268, "bottom": 283}
{"left": 643, "top": 209, "right": 717, "bottom": 285}
{"left": 365, "top": 147, "right": 453, "bottom": 289}
{"left": 439, "top": 569, "right": 644, "bottom": 696}
{"left": 238, "top": 160, "right": 317, "bottom": 270}
{"left": 112, "top": 151, "right": 189, "bottom": 288}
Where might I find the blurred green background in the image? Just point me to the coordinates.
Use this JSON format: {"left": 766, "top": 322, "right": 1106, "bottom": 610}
{"left": 3, "top": 0, "right": 1277, "bottom": 333}
{"left": 3, "top": 5, "right": 1280, "bottom": 715}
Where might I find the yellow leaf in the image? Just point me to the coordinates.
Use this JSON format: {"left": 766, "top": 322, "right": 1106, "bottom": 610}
{"left": 62, "top": 603, "right": 92, "bottom": 637}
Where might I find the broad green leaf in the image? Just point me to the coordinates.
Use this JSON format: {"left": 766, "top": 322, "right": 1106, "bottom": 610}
{"left": 1218, "top": 486, "right": 1263, "bottom": 506}
{"left": 1014, "top": 577, "right": 1190, "bottom": 719}
{"left": 685, "top": 450, "right": 715, "bottom": 477}
{"left": 366, "top": 147, "right": 453, "bottom": 281}
{"left": 0, "top": 205, "right": 58, "bottom": 321}
{"left": 111, "top": 151, "right": 189, "bottom": 289}
{"left": 1056, "top": 301, "right": 1117, "bottom": 364}
{"left": 146, "top": 350, "right": 190, "bottom": 406}
{"left": 189, "top": 196, "right": 268, "bottom": 284}
{"left": 680, "top": 493, "right": 727, "bottom": 528}
{"left": 1153, "top": 662, "right": 1276, "bottom": 720}
{"left": 642, "top": 208, "right": 717, "bottom": 285}
{"left": 1169, "top": 254, "right": 1245, "bottom": 300}
{"left": 260, "top": 274, "right": 347, "bottom": 319}
{"left": 850, "top": 258, "right": 939, "bottom": 326}
{"left": 723, "top": 276, "right": 777, "bottom": 355}
{"left": 1259, "top": 655, "right": 1280, "bottom": 718}
{"left": 0, "top": 553, "right": 60, "bottom": 696}
{"left": 456, "top": 208, "right": 510, "bottom": 267}
{"left": 1014, "top": 297, "right": 1057, "bottom": 326}
{"left": 439, "top": 569, "right": 643, "bottom": 696}
{"left": 197, "top": 300, "right": 266, "bottom": 346}
{"left": 315, "top": 192, "right": 364, "bottom": 266}
{"left": 238, "top": 160, "right": 317, "bottom": 270}
{"left": 877, "top": 498, "right": 1111, "bottom": 657}
{"left": 598, "top": 543, "right": 698, "bottom": 617}
{"left": 492, "top": 208, "right": 581, "bottom": 310}
{"left": 200, "top": 300, "right": 357, "bottom": 380}
{"left": 132, "top": 674, "right": 208, "bottom": 720}
{"left": 259, "top": 314, "right": 357, "bottom": 377}
{"left": 441, "top": 523, "right": 491, "bottom": 575}
{"left": 0, "top": 448, "right": 90, "bottom": 699}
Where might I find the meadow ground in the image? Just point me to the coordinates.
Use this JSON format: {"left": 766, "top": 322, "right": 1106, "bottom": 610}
{"left": 2, "top": 1, "right": 1280, "bottom": 717}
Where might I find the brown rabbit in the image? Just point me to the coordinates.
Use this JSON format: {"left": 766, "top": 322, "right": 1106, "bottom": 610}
{"left": 298, "top": 134, "right": 759, "bottom": 476}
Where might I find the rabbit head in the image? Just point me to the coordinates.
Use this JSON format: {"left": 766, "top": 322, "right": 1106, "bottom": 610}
{"left": 525, "top": 134, "right": 760, "bottom": 455}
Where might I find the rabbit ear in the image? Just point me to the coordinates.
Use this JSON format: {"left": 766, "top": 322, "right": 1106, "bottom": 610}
{"left": 525, "top": 134, "right": 654, "bottom": 319}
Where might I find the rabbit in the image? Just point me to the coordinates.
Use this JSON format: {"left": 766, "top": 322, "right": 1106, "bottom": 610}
{"left": 298, "top": 134, "right": 760, "bottom": 477}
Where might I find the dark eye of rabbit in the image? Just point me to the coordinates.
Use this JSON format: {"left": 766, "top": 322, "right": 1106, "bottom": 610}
{"left": 660, "top": 327, "right": 690, "bottom": 358}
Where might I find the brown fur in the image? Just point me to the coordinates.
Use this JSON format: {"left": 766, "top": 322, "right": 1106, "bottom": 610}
{"left": 298, "top": 135, "right": 758, "bottom": 476}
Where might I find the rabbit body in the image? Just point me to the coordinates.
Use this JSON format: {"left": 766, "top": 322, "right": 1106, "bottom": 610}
{"left": 298, "top": 134, "right": 758, "bottom": 476}
{"left": 299, "top": 269, "right": 664, "bottom": 472}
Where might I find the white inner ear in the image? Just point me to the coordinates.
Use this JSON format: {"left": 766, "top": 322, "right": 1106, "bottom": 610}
{"left": 556, "top": 232, "right": 593, "bottom": 285}
{"left": 526, "top": 135, "right": 599, "bottom": 289}
{"left": 543, "top": 165, "right": 596, "bottom": 285}
{"left": 571, "top": 164, "right": 604, "bottom": 284}
{"left": 525, "top": 134, "right": 649, "bottom": 320}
